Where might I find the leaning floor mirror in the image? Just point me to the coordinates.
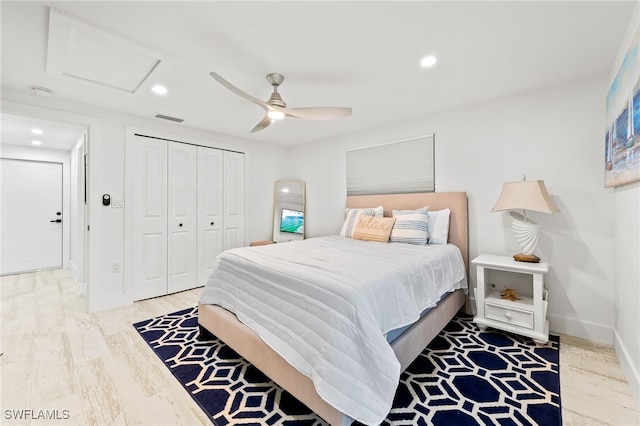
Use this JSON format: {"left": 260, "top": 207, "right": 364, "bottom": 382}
{"left": 272, "top": 180, "right": 306, "bottom": 243}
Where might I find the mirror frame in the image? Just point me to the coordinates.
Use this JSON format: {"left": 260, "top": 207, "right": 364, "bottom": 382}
{"left": 272, "top": 180, "right": 306, "bottom": 243}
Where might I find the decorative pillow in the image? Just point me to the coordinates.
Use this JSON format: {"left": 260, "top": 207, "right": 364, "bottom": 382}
{"left": 390, "top": 207, "right": 429, "bottom": 245}
{"left": 340, "top": 206, "right": 384, "bottom": 237}
{"left": 428, "top": 208, "right": 450, "bottom": 244}
{"left": 352, "top": 214, "right": 396, "bottom": 243}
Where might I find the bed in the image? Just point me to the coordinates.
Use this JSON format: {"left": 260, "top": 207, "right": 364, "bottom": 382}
{"left": 198, "top": 192, "right": 469, "bottom": 425}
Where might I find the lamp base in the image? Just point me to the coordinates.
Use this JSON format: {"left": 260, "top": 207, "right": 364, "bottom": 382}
{"left": 513, "top": 253, "right": 540, "bottom": 263}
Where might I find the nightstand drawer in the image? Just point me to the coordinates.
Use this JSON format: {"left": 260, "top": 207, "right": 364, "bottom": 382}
{"left": 485, "top": 302, "right": 534, "bottom": 329}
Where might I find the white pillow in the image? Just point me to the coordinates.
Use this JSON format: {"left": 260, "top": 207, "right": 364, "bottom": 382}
{"left": 340, "top": 206, "right": 384, "bottom": 237}
{"left": 428, "top": 208, "right": 450, "bottom": 244}
{"left": 390, "top": 207, "right": 429, "bottom": 245}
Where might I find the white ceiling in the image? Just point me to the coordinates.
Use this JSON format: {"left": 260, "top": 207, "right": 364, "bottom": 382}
{"left": 0, "top": 1, "right": 635, "bottom": 149}
{"left": 1, "top": 113, "right": 86, "bottom": 151}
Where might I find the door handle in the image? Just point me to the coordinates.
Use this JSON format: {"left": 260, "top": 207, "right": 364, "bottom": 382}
{"left": 50, "top": 219, "right": 62, "bottom": 223}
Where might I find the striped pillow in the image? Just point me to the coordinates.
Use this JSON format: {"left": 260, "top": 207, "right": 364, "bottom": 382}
{"left": 389, "top": 207, "right": 429, "bottom": 245}
{"left": 340, "top": 206, "right": 384, "bottom": 237}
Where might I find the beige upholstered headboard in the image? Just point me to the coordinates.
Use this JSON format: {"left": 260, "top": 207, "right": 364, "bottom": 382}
{"left": 345, "top": 192, "right": 469, "bottom": 270}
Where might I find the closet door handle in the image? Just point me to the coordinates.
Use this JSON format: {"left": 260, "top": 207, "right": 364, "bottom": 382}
{"left": 210, "top": 222, "right": 214, "bottom": 226}
{"left": 179, "top": 223, "right": 183, "bottom": 227}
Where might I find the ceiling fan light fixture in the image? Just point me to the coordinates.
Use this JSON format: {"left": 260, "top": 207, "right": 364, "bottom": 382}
{"left": 268, "top": 110, "right": 285, "bottom": 120}
{"left": 209, "top": 72, "right": 352, "bottom": 133}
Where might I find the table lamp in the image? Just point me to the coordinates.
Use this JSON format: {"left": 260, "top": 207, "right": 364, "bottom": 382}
{"left": 491, "top": 179, "right": 559, "bottom": 263}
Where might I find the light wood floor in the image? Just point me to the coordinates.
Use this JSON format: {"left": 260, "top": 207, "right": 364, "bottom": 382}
{"left": 1, "top": 269, "right": 638, "bottom": 425}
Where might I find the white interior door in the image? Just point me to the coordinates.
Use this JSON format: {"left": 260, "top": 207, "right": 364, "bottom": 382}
{"left": 1, "top": 159, "right": 63, "bottom": 275}
{"left": 197, "top": 147, "right": 223, "bottom": 286}
{"left": 129, "top": 137, "right": 168, "bottom": 300}
{"left": 223, "top": 151, "right": 245, "bottom": 250}
{"left": 167, "top": 142, "right": 197, "bottom": 294}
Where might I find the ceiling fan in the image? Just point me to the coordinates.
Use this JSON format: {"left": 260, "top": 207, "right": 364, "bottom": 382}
{"left": 209, "top": 72, "right": 352, "bottom": 133}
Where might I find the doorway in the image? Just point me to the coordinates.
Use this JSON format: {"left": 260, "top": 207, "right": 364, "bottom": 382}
{"left": 1, "top": 159, "right": 63, "bottom": 275}
{"left": 0, "top": 112, "right": 88, "bottom": 281}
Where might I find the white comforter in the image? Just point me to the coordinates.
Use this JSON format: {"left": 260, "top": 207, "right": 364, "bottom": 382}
{"left": 199, "top": 236, "right": 467, "bottom": 425}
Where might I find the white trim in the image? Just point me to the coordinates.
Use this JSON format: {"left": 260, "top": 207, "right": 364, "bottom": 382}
{"left": 614, "top": 328, "right": 640, "bottom": 407}
{"left": 547, "top": 312, "right": 613, "bottom": 345}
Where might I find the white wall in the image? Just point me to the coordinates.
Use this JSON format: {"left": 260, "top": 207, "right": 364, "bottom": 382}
{"left": 292, "top": 75, "right": 616, "bottom": 345}
{"left": 610, "top": 2, "right": 640, "bottom": 404}
{"left": 1, "top": 91, "right": 288, "bottom": 312}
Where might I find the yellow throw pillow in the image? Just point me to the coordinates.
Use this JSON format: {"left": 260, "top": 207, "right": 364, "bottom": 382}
{"left": 352, "top": 214, "right": 396, "bottom": 243}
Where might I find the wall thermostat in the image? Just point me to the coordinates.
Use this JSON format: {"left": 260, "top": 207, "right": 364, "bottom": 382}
{"left": 103, "top": 194, "right": 111, "bottom": 206}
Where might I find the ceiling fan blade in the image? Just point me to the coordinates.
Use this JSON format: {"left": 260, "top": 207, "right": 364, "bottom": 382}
{"left": 284, "top": 106, "right": 352, "bottom": 120}
{"left": 210, "top": 72, "right": 269, "bottom": 111}
{"left": 250, "top": 115, "right": 273, "bottom": 133}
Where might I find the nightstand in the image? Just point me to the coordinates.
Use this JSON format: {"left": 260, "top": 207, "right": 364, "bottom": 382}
{"left": 472, "top": 254, "right": 549, "bottom": 344}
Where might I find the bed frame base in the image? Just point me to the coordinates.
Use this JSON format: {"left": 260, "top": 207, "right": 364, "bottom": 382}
{"left": 198, "top": 288, "right": 465, "bottom": 425}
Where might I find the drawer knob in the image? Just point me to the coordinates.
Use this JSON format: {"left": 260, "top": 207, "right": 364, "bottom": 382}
{"left": 504, "top": 312, "right": 512, "bottom": 319}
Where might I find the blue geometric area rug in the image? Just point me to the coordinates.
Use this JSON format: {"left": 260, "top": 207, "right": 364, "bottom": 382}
{"left": 133, "top": 307, "right": 561, "bottom": 426}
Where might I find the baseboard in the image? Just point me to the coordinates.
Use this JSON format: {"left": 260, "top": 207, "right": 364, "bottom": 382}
{"left": 547, "top": 313, "right": 613, "bottom": 345}
{"left": 614, "top": 329, "right": 640, "bottom": 407}
{"left": 464, "top": 293, "right": 476, "bottom": 316}
{"left": 466, "top": 296, "right": 613, "bottom": 344}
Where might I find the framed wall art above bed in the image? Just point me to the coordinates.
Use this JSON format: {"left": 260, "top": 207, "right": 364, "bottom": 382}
{"left": 605, "top": 28, "right": 640, "bottom": 188}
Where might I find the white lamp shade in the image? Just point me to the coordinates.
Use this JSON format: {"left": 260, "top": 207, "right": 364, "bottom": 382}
{"left": 491, "top": 180, "right": 559, "bottom": 214}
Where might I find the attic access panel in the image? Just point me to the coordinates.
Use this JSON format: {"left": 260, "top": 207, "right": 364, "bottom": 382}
{"left": 46, "top": 8, "right": 166, "bottom": 93}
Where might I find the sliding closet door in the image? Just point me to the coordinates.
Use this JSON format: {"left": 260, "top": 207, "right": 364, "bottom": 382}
{"left": 130, "top": 137, "right": 168, "bottom": 301}
{"left": 167, "top": 143, "right": 198, "bottom": 294}
{"left": 197, "top": 147, "right": 223, "bottom": 286}
{"left": 223, "top": 151, "right": 245, "bottom": 250}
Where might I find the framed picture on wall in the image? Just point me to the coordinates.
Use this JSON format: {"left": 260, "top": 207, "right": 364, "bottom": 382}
{"left": 605, "top": 28, "right": 640, "bottom": 188}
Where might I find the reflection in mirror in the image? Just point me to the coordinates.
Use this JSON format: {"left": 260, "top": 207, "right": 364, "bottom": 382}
{"left": 273, "top": 180, "right": 306, "bottom": 243}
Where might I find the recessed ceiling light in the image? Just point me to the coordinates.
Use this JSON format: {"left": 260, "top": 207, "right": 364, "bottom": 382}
{"left": 31, "top": 128, "right": 43, "bottom": 135}
{"left": 420, "top": 55, "right": 437, "bottom": 68}
{"left": 151, "top": 84, "right": 168, "bottom": 95}
{"left": 32, "top": 140, "right": 42, "bottom": 146}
